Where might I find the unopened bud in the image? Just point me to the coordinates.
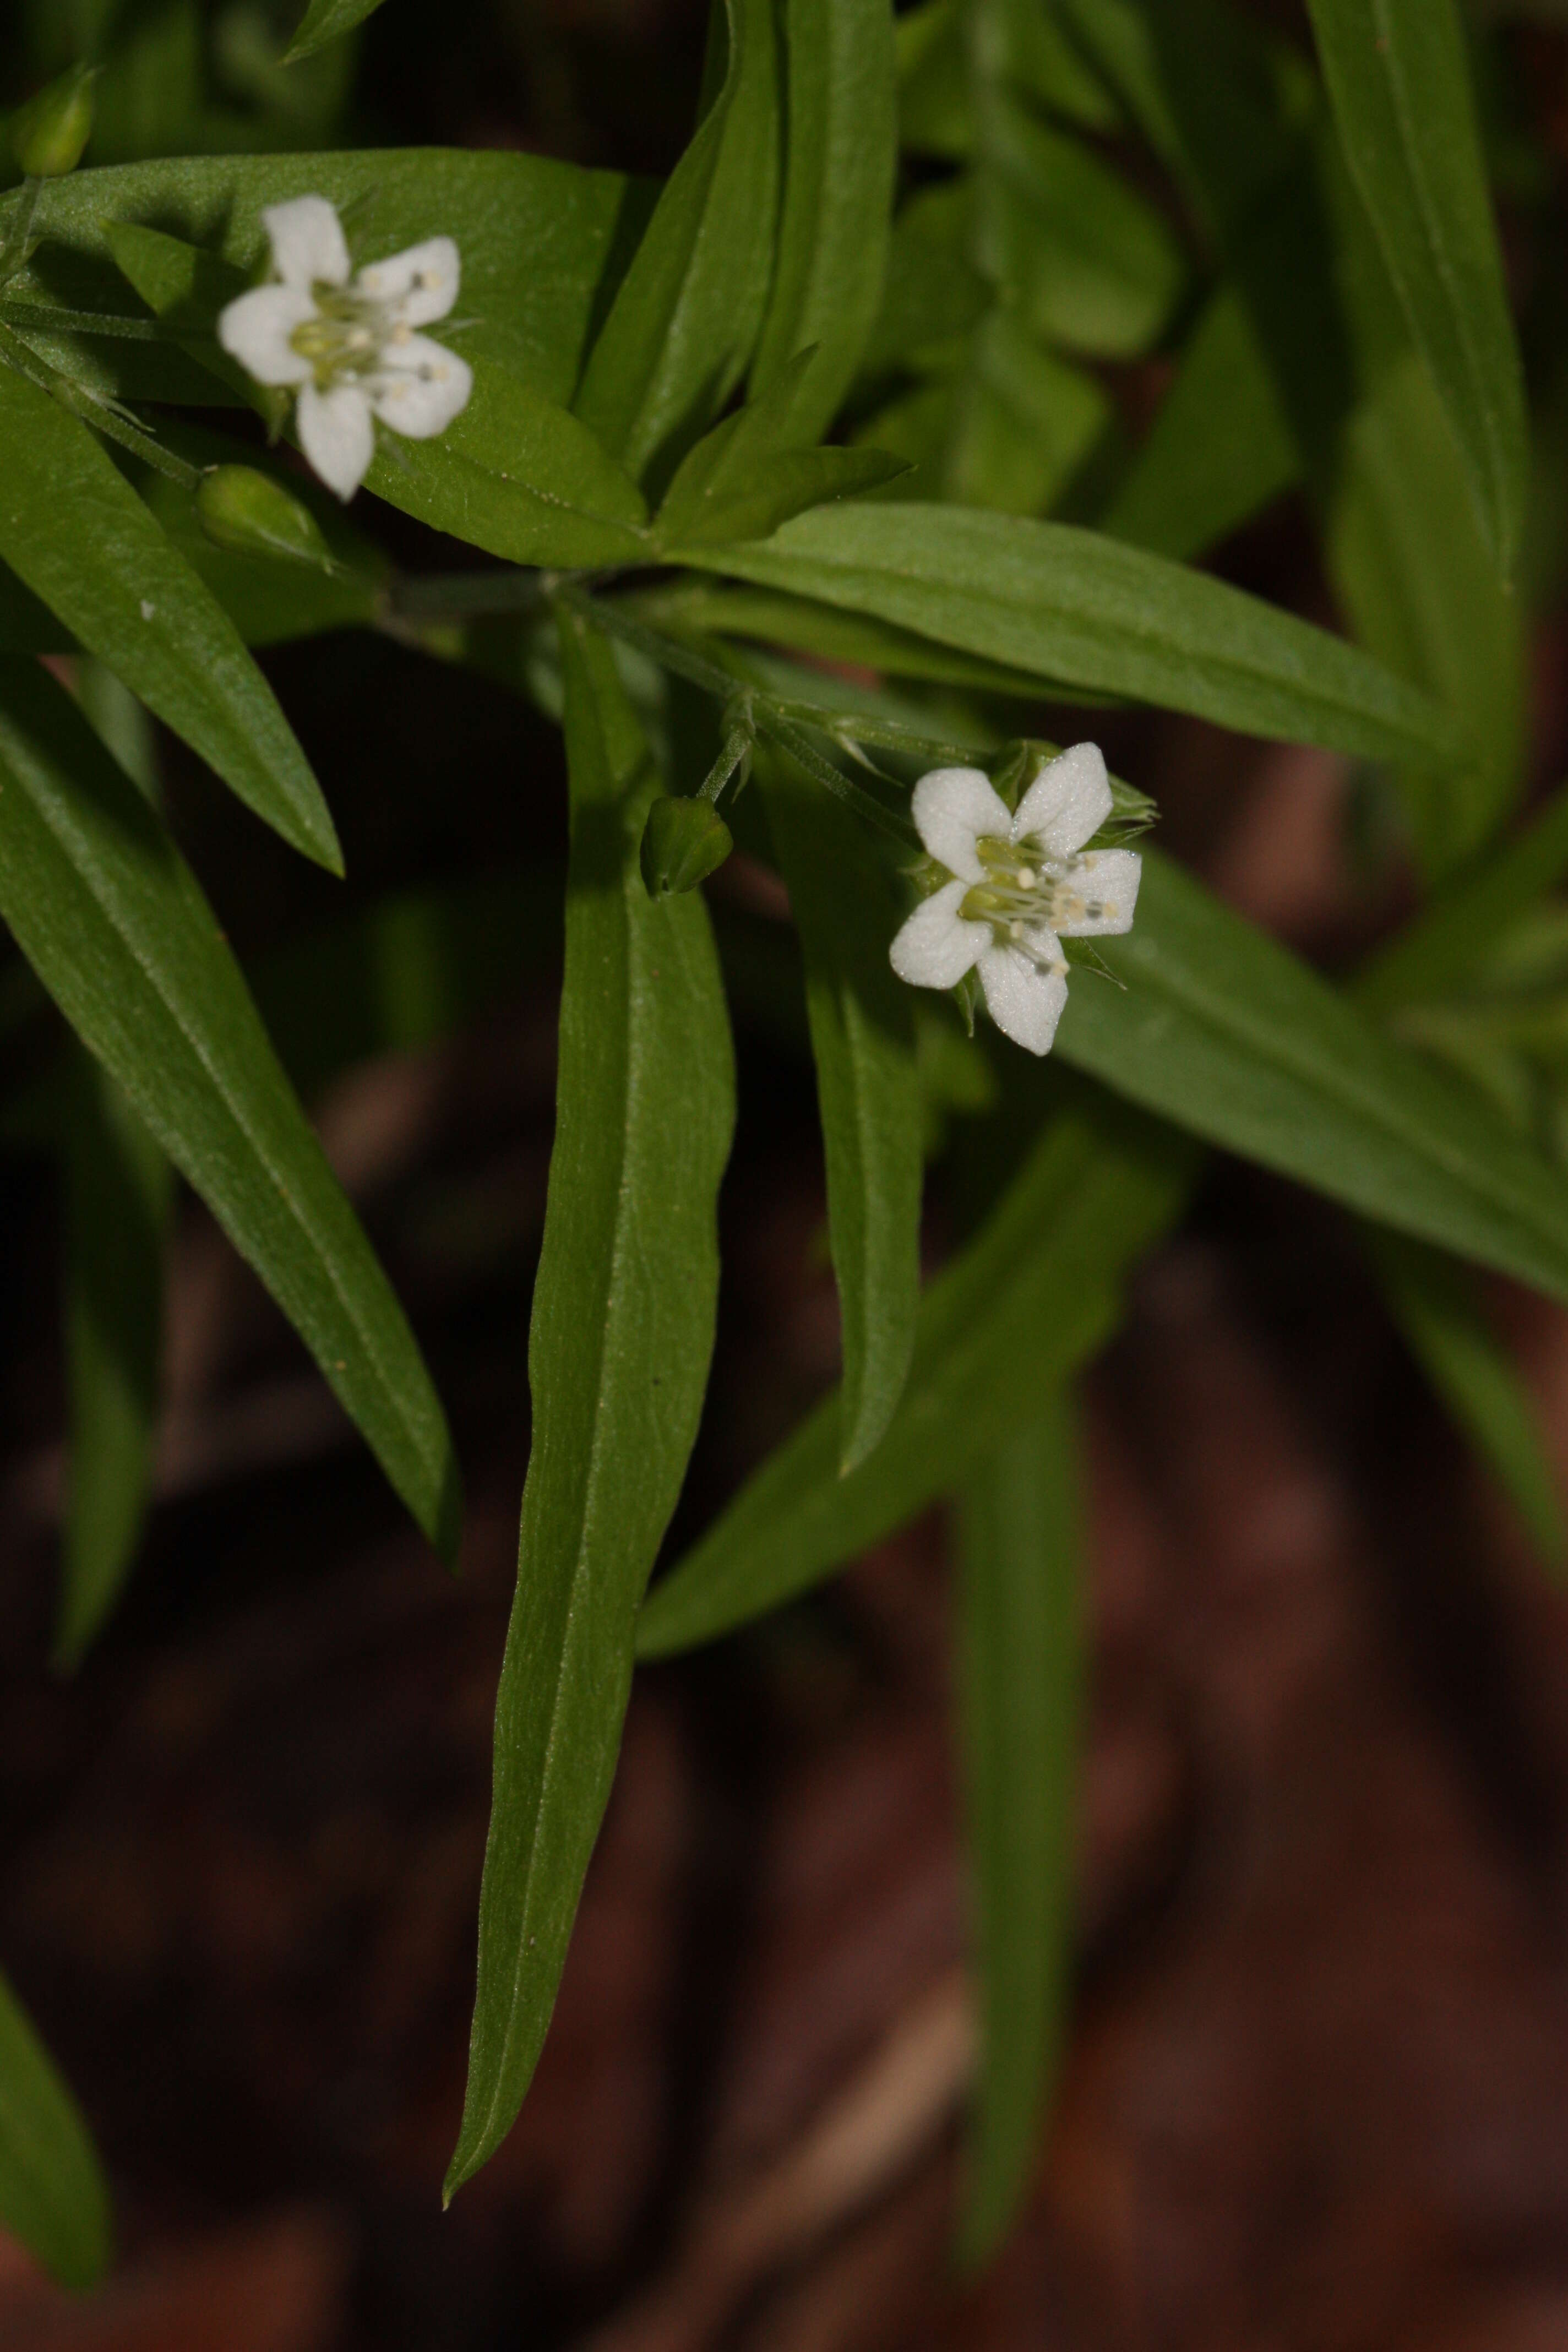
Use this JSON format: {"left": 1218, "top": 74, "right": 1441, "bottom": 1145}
{"left": 197, "top": 465, "right": 339, "bottom": 573}
{"left": 640, "top": 796, "right": 733, "bottom": 897}
{"left": 12, "top": 64, "right": 95, "bottom": 179}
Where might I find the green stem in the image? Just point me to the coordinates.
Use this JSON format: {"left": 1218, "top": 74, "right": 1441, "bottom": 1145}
{"left": 0, "top": 318, "right": 202, "bottom": 490}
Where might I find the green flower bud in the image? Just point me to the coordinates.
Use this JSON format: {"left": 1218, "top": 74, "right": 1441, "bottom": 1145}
{"left": 11, "top": 64, "right": 95, "bottom": 179}
{"left": 640, "top": 796, "right": 733, "bottom": 898}
{"left": 196, "top": 466, "right": 340, "bottom": 574}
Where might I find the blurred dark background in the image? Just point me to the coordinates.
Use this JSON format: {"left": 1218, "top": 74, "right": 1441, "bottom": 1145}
{"left": 8, "top": 2, "right": 1568, "bottom": 2346}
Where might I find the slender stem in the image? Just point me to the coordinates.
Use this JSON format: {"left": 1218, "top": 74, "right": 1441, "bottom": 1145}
{"left": 0, "top": 316, "right": 203, "bottom": 489}
{"left": 0, "top": 298, "right": 165, "bottom": 341}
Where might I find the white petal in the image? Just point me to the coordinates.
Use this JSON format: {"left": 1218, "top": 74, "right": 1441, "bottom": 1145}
{"left": 889, "top": 878, "right": 989, "bottom": 990}
{"left": 368, "top": 338, "right": 473, "bottom": 438}
{"left": 911, "top": 766, "right": 1011, "bottom": 882}
{"left": 978, "top": 944, "right": 1068, "bottom": 1056}
{"left": 357, "top": 236, "right": 461, "bottom": 327}
{"left": 1053, "top": 847, "right": 1142, "bottom": 937}
{"left": 1012, "top": 741, "right": 1112, "bottom": 860}
{"left": 216, "top": 285, "right": 314, "bottom": 385}
{"left": 262, "top": 194, "right": 350, "bottom": 288}
{"left": 297, "top": 380, "right": 375, "bottom": 500}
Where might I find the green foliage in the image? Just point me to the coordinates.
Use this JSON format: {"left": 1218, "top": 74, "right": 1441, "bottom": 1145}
{"left": 760, "top": 756, "right": 922, "bottom": 1469}
{"left": 638, "top": 1092, "right": 1194, "bottom": 1659}
{"left": 284, "top": 0, "right": 390, "bottom": 65}
{"left": 574, "top": 0, "right": 780, "bottom": 491}
{"left": 447, "top": 611, "right": 735, "bottom": 2199}
{"left": 674, "top": 503, "right": 1460, "bottom": 767}
{"left": 1055, "top": 852, "right": 1568, "bottom": 1304}
{"left": 4, "top": 0, "right": 1567, "bottom": 2266}
{"left": 1305, "top": 0, "right": 1527, "bottom": 577}
{"left": 0, "top": 1967, "right": 111, "bottom": 2290}
{"left": 956, "top": 1391, "right": 1082, "bottom": 2266}
{"left": 0, "top": 366, "right": 341, "bottom": 868}
{"left": 1364, "top": 1225, "right": 1566, "bottom": 1572}
{"left": 0, "top": 659, "right": 460, "bottom": 1558}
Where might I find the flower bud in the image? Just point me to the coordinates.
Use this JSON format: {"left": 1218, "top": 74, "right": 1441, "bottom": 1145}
{"left": 640, "top": 796, "right": 733, "bottom": 898}
{"left": 196, "top": 466, "right": 340, "bottom": 573}
{"left": 11, "top": 64, "right": 95, "bottom": 179}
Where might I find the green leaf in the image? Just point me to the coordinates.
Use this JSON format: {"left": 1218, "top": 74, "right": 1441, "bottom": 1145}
{"left": 284, "top": 0, "right": 388, "bottom": 64}
{"left": 363, "top": 358, "right": 649, "bottom": 569}
{"left": 759, "top": 759, "right": 922, "bottom": 1471}
{"left": 448, "top": 610, "right": 735, "bottom": 2198}
{"left": 1358, "top": 780, "right": 1568, "bottom": 1016}
{"left": 0, "top": 1966, "right": 111, "bottom": 2290}
{"left": 673, "top": 503, "right": 1460, "bottom": 768}
{"left": 1102, "top": 285, "right": 1300, "bottom": 561}
{"left": 654, "top": 352, "right": 907, "bottom": 545}
{"left": 1054, "top": 850, "right": 1568, "bottom": 1303}
{"left": 1304, "top": 0, "right": 1527, "bottom": 578}
{"left": 956, "top": 1390, "right": 1082, "bottom": 2267}
{"left": 748, "top": 0, "right": 897, "bottom": 442}
{"left": 859, "top": 180, "right": 990, "bottom": 383}
{"left": 1363, "top": 1223, "right": 1566, "bottom": 1572}
{"left": 943, "top": 314, "right": 1111, "bottom": 518}
{"left": 638, "top": 1089, "right": 1193, "bottom": 1658}
{"left": 574, "top": 0, "right": 780, "bottom": 489}
{"left": 975, "top": 95, "right": 1184, "bottom": 359}
{"left": 2, "top": 148, "right": 638, "bottom": 411}
{"left": 0, "top": 658, "right": 460, "bottom": 1556}
{"left": 57, "top": 1058, "right": 172, "bottom": 1672}
{"left": 0, "top": 367, "right": 341, "bottom": 870}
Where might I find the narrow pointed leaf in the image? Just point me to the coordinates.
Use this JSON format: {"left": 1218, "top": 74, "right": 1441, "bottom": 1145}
{"left": 0, "top": 1967, "right": 111, "bottom": 2290}
{"left": 673, "top": 503, "right": 1459, "bottom": 769}
{"left": 957, "top": 1391, "right": 1082, "bottom": 2266}
{"left": 57, "top": 1058, "right": 171, "bottom": 1671}
{"left": 760, "top": 759, "right": 922, "bottom": 1470}
{"left": 1305, "top": 0, "right": 1527, "bottom": 576}
{"left": 1055, "top": 850, "right": 1568, "bottom": 1303}
{"left": 0, "top": 658, "right": 459, "bottom": 1554}
{"left": 1358, "top": 779, "right": 1568, "bottom": 1015}
{"left": 0, "top": 367, "right": 340, "bottom": 870}
{"left": 448, "top": 611, "right": 735, "bottom": 2197}
{"left": 749, "top": 0, "right": 898, "bottom": 442}
{"left": 638, "top": 1093, "right": 1193, "bottom": 1658}
{"left": 575, "top": 0, "right": 780, "bottom": 488}
{"left": 1363, "top": 1223, "right": 1566, "bottom": 1572}
{"left": 284, "top": 0, "right": 388, "bottom": 63}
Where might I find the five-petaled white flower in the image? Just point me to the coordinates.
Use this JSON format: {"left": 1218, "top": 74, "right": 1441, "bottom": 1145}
{"left": 218, "top": 194, "right": 473, "bottom": 502}
{"left": 889, "top": 743, "right": 1141, "bottom": 1055}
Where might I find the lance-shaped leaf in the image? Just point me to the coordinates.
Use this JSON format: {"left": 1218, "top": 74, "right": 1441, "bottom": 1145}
{"left": 672, "top": 503, "right": 1458, "bottom": 769}
{"left": 574, "top": 0, "right": 780, "bottom": 489}
{"left": 0, "top": 658, "right": 459, "bottom": 1555}
{"left": 285, "top": 0, "right": 388, "bottom": 62}
{"left": 956, "top": 1390, "right": 1082, "bottom": 2267}
{"left": 448, "top": 612, "right": 735, "bottom": 2197}
{"left": 655, "top": 353, "right": 907, "bottom": 547}
{"left": 638, "top": 1091, "right": 1193, "bottom": 1658}
{"left": 748, "top": 0, "right": 897, "bottom": 442}
{"left": 57, "top": 1058, "right": 172, "bottom": 1671}
{"left": 0, "top": 1968, "right": 111, "bottom": 2290}
{"left": 0, "top": 367, "right": 340, "bottom": 870}
{"left": 760, "top": 758, "right": 922, "bottom": 1471}
{"left": 1305, "top": 0, "right": 1527, "bottom": 578}
{"left": 1054, "top": 850, "right": 1568, "bottom": 1304}
{"left": 1358, "top": 779, "right": 1568, "bottom": 1015}
{"left": 1363, "top": 1223, "right": 1566, "bottom": 1574}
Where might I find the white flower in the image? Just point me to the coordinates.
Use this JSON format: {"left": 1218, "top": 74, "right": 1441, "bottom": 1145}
{"left": 889, "top": 743, "right": 1141, "bottom": 1055}
{"left": 217, "top": 194, "right": 473, "bottom": 501}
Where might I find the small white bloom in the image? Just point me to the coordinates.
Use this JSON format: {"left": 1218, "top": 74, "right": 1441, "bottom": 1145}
{"left": 218, "top": 195, "right": 473, "bottom": 501}
{"left": 889, "top": 743, "right": 1141, "bottom": 1056}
